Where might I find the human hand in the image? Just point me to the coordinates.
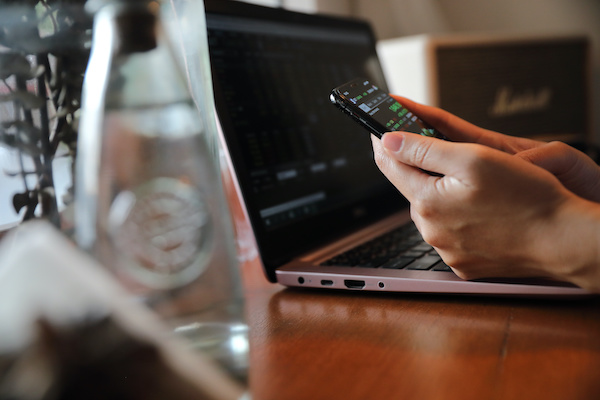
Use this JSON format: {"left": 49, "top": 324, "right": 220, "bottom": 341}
{"left": 372, "top": 131, "right": 586, "bottom": 283}
{"left": 390, "top": 95, "right": 541, "bottom": 153}
{"left": 515, "top": 142, "right": 600, "bottom": 203}
{"left": 393, "top": 95, "right": 600, "bottom": 202}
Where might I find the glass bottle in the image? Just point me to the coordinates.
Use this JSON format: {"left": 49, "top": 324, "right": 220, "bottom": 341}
{"left": 75, "top": 0, "right": 248, "bottom": 385}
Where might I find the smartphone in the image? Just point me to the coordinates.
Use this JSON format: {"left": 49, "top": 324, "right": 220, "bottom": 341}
{"left": 330, "top": 77, "right": 447, "bottom": 140}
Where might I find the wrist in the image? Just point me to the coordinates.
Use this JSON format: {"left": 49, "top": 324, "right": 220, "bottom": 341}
{"left": 539, "top": 195, "right": 600, "bottom": 292}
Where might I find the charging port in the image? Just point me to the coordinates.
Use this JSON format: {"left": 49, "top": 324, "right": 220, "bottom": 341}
{"left": 344, "top": 279, "right": 366, "bottom": 289}
{"left": 320, "top": 279, "right": 334, "bottom": 286}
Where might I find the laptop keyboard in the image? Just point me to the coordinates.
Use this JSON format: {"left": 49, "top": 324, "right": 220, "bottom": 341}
{"left": 320, "top": 223, "right": 452, "bottom": 272}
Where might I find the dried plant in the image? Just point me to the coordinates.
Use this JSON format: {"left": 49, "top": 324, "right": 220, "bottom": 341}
{"left": 0, "top": 0, "right": 91, "bottom": 227}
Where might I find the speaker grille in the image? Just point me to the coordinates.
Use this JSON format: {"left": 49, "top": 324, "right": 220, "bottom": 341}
{"left": 436, "top": 38, "right": 589, "bottom": 140}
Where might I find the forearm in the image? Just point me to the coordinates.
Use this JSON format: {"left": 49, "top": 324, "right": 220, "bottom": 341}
{"left": 540, "top": 196, "right": 600, "bottom": 292}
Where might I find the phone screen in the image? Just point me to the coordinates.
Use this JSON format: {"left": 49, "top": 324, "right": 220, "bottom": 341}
{"left": 330, "top": 78, "right": 446, "bottom": 140}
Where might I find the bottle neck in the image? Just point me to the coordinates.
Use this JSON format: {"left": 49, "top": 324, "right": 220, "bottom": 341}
{"left": 113, "top": 8, "right": 157, "bottom": 55}
{"left": 89, "top": 1, "right": 192, "bottom": 109}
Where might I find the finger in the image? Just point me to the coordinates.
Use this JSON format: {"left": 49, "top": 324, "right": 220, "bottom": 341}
{"left": 380, "top": 131, "right": 472, "bottom": 179}
{"left": 390, "top": 95, "right": 541, "bottom": 153}
{"left": 390, "top": 95, "right": 488, "bottom": 143}
{"left": 372, "top": 135, "right": 437, "bottom": 203}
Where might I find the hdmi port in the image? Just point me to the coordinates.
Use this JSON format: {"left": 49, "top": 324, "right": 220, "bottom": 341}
{"left": 344, "top": 279, "right": 366, "bottom": 289}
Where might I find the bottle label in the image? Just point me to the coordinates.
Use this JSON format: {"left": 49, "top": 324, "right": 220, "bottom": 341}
{"left": 108, "top": 177, "right": 213, "bottom": 289}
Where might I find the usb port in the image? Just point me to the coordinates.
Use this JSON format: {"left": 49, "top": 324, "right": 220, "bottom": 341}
{"left": 321, "top": 279, "right": 334, "bottom": 286}
{"left": 344, "top": 279, "right": 365, "bottom": 289}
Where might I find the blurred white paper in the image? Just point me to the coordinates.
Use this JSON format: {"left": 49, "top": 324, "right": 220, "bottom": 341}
{"left": 0, "top": 220, "right": 244, "bottom": 400}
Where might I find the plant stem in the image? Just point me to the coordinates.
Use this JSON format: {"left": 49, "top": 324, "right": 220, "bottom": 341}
{"left": 36, "top": 54, "right": 60, "bottom": 226}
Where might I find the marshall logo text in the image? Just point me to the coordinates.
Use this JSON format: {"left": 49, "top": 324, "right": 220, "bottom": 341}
{"left": 488, "top": 86, "right": 553, "bottom": 118}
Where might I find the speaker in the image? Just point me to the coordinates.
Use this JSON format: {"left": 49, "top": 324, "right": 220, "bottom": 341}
{"left": 377, "top": 34, "right": 591, "bottom": 145}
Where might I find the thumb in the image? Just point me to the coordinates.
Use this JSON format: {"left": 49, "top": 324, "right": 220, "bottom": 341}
{"left": 516, "top": 141, "right": 581, "bottom": 175}
{"left": 381, "top": 131, "right": 465, "bottom": 177}
{"left": 517, "top": 141, "right": 600, "bottom": 202}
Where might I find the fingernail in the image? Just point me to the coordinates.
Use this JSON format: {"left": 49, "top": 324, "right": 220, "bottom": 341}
{"left": 382, "top": 133, "right": 404, "bottom": 152}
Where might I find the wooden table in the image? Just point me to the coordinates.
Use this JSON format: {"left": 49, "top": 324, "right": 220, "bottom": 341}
{"left": 240, "top": 256, "right": 600, "bottom": 400}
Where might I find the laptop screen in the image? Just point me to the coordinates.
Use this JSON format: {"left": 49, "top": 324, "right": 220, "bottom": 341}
{"left": 205, "top": 0, "right": 406, "bottom": 278}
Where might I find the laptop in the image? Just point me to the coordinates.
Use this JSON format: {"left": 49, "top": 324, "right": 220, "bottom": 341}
{"left": 204, "top": 0, "right": 587, "bottom": 297}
